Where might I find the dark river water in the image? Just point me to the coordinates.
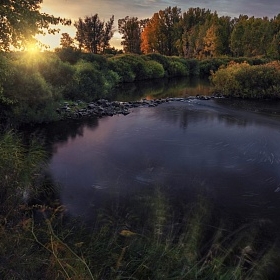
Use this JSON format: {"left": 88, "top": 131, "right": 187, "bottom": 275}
{"left": 47, "top": 78, "right": 280, "bottom": 230}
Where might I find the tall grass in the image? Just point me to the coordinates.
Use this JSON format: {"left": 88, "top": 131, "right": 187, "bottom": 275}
{"left": 1, "top": 130, "right": 279, "bottom": 280}
{"left": 1, "top": 125, "right": 280, "bottom": 279}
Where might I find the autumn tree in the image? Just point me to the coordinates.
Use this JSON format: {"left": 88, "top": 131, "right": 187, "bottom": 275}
{"left": 0, "top": 0, "right": 70, "bottom": 51}
{"left": 141, "top": 6, "right": 182, "bottom": 56}
{"left": 202, "top": 14, "right": 232, "bottom": 57}
{"left": 74, "top": 14, "right": 114, "bottom": 54}
{"left": 141, "top": 13, "right": 163, "bottom": 54}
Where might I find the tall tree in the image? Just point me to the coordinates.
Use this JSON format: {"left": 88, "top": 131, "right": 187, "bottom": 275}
{"left": 118, "top": 16, "right": 148, "bottom": 54}
{"left": 267, "top": 14, "right": 280, "bottom": 58}
{"left": 202, "top": 14, "right": 232, "bottom": 57}
{"left": 179, "top": 7, "right": 212, "bottom": 57}
{"left": 74, "top": 14, "right": 114, "bottom": 54}
{"left": 230, "top": 15, "right": 248, "bottom": 57}
{"left": 141, "top": 13, "right": 163, "bottom": 54}
{"left": 141, "top": 6, "right": 181, "bottom": 56}
{"left": 0, "top": 0, "right": 70, "bottom": 51}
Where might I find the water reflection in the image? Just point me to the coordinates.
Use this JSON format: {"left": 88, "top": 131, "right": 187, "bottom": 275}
{"left": 48, "top": 99, "right": 280, "bottom": 230}
{"left": 112, "top": 77, "right": 211, "bottom": 101}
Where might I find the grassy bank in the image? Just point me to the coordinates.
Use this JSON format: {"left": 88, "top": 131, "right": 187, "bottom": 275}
{"left": 0, "top": 50, "right": 271, "bottom": 124}
{"left": 0, "top": 131, "right": 279, "bottom": 279}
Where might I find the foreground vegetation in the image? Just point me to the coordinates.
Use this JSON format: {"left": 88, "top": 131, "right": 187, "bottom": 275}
{"left": 0, "top": 131, "right": 279, "bottom": 279}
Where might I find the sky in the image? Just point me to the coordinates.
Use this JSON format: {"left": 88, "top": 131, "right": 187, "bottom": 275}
{"left": 38, "top": 0, "right": 280, "bottom": 50}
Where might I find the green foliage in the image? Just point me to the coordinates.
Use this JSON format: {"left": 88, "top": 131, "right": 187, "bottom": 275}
{"left": 0, "top": 53, "right": 13, "bottom": 104}
{"left": 36, "top": 53, "right": 75, "bottom": 89}
{"left": 66, "top": 60, "right": 108, "bottom": 101}
{"left": 211, "top": 61, "right": 280, "bottom": 98}
{"left": 145, "top": 54, "right": 191, "bottom": 77}
{"left": 167, "top": 57, "right": 190, "bottom": 77}
{"left": 4, "top": 59, "right": 53, "bottom": 105}
{"left": 108, "top": 57, "right": 136, "bottom": 83}
{"left": 80, "top": 52, "right": 110, "bottom": 70}
{"left": 0, "top": 52, "right": 71, "bottom": 122}
{"left": 199, "top": 58, "right": 230, "bottom": 76}
{"left": 112, "top": 54, "right": 151, "bottom": 80}
{"left": 145, "top": 60, "right": 165, "bottom": 78}
{"left": 146, "top": 53, "right": 170, "bottom": 69}
{"left": 188, "top": 59, "right": 200, "bottom": 76}
{"left": 55, "top": 47, "right": 82, "bottom": 64}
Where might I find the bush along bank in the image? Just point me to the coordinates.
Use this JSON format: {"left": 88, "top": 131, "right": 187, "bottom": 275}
{"left": 210, "top": 61, "right": 280, "bottom": 99}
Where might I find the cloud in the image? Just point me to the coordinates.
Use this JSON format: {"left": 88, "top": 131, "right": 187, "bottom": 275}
{"left": 42, "top": 0, "right": 279, "bottom": 22}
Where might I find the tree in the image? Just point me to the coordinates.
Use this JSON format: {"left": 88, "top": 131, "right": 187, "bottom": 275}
{"left": 0, "top": 0, "right": 70, "bottom": 51}
{"left": 74, "top": 14, "right": 114, "bottom": 54}
{"left": 178, "top": 7, "right": 212, "bottom": 57}
{"left": 202, "top": 14, "right": 232, "bottom": 58}
{"left": 141, "top": 13, "right": 163, "bottom": 54}
{"left": 118, "top": 16, "right": 148, "bottom": 54}
{"left": 60, "top": 33, "right": 75, "bottom": 49}
{"left": 141, "top": 6, "right": 181, "bottom": 56}
{"left": 230, "top": 15, "right": 248, "bottom": 57}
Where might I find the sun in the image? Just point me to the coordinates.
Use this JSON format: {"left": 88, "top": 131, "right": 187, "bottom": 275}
{"left": 25, "top": 42, "right": 40, "bottom": 54}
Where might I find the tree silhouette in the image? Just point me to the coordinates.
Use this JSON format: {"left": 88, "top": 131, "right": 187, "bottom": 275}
{"left": 74, "top": 14, "right": 114, "bottom": 54}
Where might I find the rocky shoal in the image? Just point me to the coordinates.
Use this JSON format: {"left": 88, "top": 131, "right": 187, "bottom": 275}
{"left": 57, "top": 94, "right": 223, "bottom": 119}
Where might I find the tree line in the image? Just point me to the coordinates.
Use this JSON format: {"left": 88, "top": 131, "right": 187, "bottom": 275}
{"left": 65, "top": 6, "right": 280, "bottom": 59}
{"left": 2, "top": 2, "right": 279, "bottom": 59}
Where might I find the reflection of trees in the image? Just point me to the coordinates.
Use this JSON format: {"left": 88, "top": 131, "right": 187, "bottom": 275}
{"left": 47, "top": 118, "right": 98, "bottom": 145}
{"left": 20, "top": 117, "right": 99, "bottom": 156}
{"left": 112, "top": 77, "right": 212, "bottom": 101}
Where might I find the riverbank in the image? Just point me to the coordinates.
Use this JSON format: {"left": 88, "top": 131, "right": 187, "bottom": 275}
{"left": 0, "top": 51, "right": 272, "bottom": 124}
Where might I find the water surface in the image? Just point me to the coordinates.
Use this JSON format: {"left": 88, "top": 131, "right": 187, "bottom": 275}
{"left": 49, "top": 98, "right": 280, "bottom": 228}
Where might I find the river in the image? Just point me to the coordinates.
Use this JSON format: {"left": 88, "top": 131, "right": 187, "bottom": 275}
{"left": 46, "top": 78, "right": 280, "bottom": 230}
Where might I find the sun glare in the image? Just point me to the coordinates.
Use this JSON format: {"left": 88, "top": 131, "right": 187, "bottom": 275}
{"left": 25, "top": 43, "right": 40, "bottom": 54}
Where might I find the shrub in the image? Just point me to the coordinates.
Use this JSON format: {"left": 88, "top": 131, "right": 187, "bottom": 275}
{"left": 108, "top": 56, "right": 136, "bottom": 82}
{"left": 3, "top": 58, "right": 53, "bottom": 106}
{"left": 167, "top": 57, "right": 190, "bottom": 77}
{"left": 145, "top": 60, "right": 165, "bottom": 79}
{"left": 211, "top": 61, "right": 280, "bottom": 98}
{"left": 80, "top": 52, "right": 110, "bottom": 71}
{"left": 36, "top": 53, "right": 75, "bottom": 98}
{"left": 65, "top": 60, "right": 107, "bottom": 101}
{"left": 55, "top": 47, "right": 82, "bottom": 64}
{"left": 145, "top": 53, "right": 170, "bottom": 74}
